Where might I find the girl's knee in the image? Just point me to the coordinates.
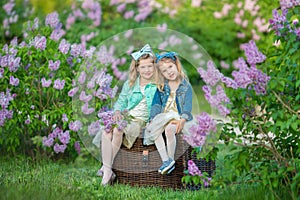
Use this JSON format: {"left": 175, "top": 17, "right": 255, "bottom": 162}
{"left": 165, "top": 124, "right": 176, "bottom": 136}
{"left": 113, "top": 127, "right": 123, "bottom": 136}
{"left": 102, "top": 131, "right": 113, "bottom": 140}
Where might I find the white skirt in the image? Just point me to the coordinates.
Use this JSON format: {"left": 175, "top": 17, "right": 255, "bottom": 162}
{"left": 92, "top": 118, "right": 145, "bottom": 149}
{"left": 143, "top": 111, "right": 196, "bottom": 146}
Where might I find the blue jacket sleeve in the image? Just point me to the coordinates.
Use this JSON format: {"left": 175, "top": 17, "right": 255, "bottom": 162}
{"left": 149, "top": 89, "right": 162, "bottom": 121}
{"left": 181, "top": 84, "right": 193, "bottom": 121}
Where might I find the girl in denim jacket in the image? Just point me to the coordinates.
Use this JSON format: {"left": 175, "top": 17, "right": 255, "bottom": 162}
{"left": 144, "top": 52, "right": 195, "bottom": 175}
{"left": 96, "top": 44, "right": 158, "bottom": 186}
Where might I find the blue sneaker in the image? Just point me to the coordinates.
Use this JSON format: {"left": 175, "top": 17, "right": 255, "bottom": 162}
{"left": 166, "top": 165, "right": 175, "bottom": 175}
{"left": 158, "top": 158, "right": 175, "bottom": 174}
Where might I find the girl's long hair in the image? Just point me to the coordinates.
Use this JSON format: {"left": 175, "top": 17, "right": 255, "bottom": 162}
{"left": 128, "top": 54, "right": 156, "bottom": 87}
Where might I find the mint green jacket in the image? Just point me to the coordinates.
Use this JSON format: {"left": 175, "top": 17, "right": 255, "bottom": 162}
{"left": 113, "top": 77, "right": 157, "bottom": 118}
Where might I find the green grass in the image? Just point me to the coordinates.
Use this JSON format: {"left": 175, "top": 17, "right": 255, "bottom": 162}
{"left": 0, "top": 153, "right": 283, "bottom": 200}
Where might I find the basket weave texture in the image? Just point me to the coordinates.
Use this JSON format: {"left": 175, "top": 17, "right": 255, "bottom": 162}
{"left": 112, "top": 132, "right": 215, "bottom": 189}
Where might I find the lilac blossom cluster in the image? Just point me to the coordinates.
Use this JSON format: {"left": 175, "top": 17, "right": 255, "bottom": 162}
{"left": 198, "top": 40, "right": 269, "bottom": 117}
{"left": 213, "top": 1, "right": 268, "bottom": 40}
{"left": 68, "top": 69, "right": 118, "bottom": 115}
{"left": 2, "top": 0, "right": 19, "bottom": 36}
{"left": 42, "top": 127, "right": 71, "bottom": 153}
{"left": 66, "top": 0, "right": 101, "bottom": 29}
{"left": 111, "top": 0, "right": 153, "bottom": 22}
{"left": 98, "top": 109, "right": 128, "bottom": 132}
{"left": 0, "top": 89, "right": 15, "bottom": 126}
{"left": 1, "top": 41, "right": 21, "bottom": 73}
{"left": 94, "top": 45, "right": 127, "bottom": 80}
{"left": 280, "top": 0, "right": 300, "bottom": 10}
{"left": 183, "top": 112, "right": 217, "bottom": 147}
{"left": 187, "top": 160, "right": 212, "bottom": 187}
{"left": 269, "top": 8, "right": 300, "bottom": 39}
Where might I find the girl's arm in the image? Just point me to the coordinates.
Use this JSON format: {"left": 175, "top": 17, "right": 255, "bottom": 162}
{"left": 181, "top": 84, "right": 193, "bottom": 121}
{"left": 113, "top": 81, "right": 130, "bottom": 112}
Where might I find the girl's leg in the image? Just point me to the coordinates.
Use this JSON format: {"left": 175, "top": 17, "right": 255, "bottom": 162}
{"left": 165, "top": 123, "right": 177, "bottom": 160}
{"left": 101, "top": 130, "right": 113, "bottom": 184}
{"left": 154, "top": 134, "right": 169, "bottom": 162}
{"left": 111, "top": 127, "right": 123, "bottom": 161}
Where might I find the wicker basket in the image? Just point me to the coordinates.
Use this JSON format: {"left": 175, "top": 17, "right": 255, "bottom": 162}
{"left": 113, "top": 132, "right": 215, "bottom": 189}
{"left": 113, "top": 132, "right": 189, "bottom": 189}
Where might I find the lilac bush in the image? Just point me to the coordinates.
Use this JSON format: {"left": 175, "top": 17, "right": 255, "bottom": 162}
{"left": 0, "top": 11, "right": 117, "bottom": 158}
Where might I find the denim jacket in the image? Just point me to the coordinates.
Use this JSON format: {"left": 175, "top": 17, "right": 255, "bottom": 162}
{"left": 149, "top": 78, "right": 193, "bottom": 121}
{"left": 113, "top": 77, "right": 157, "bottom": 117}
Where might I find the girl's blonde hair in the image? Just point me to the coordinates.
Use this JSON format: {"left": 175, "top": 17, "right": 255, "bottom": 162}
{"left": 155, "top": 55, "right": 187, "bottom": 91}
{"left": 128, "top": 54, "right": 156, "bottom": 87}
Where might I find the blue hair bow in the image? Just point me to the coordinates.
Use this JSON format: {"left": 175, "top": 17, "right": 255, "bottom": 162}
{"left": 155, "top": 52, "right": 178, "bottom": 63}
{"left": 131, "top": 44, "right": 153, "bottom": 61}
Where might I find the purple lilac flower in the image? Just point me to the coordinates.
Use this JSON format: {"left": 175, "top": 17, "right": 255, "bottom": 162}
{"left": 69, "top": 120, "right": 82, "bottom": 132}
{"left": 3, "top": 1, "right": 15, "bottom": 14}
{"left": 33, "top": 36, "right": 47, "bottom": 51}
{"left": 197, "top": 60, "right": 223, "bottom": 86}
{"left": 241, "top": 40, "right": 266, "bottom": 66}
{"left": 9, "top": 76, "right": 19, "bottom": 86}
{"left": 48, "top": 60, "right": 60, "bottom": 71}
{"left": 157, "top": 23, "right": 167, "bottom": 33}
{"left": 59, "top": 39, "right": 70, "bottom": 54}
{"left": 49, "top": 127, "right": 63, "bottom": 139}
{"left": 50, "top": 27, "right": 65, "bottom": 41}
{"left": 45, "top": 11, "right": 59, "bottom": 28}
{"left": 68, "top": 87, "right": 79, "bottom": 97}
{"left": 124, "top": 29, "right": 133, "bottom": 38}
{"left": 25, "top": 118, "right": 31, "bottom": 124}
{"left": 232, "top": 58, "right": 269, "bottom": 95}
{"left": 62, "top": 114, "right": 68, "bottom": 122}
{"left": 79, "top": 91, "right": 92, "bottom": 103}
{"left": 42, "top": 136, "right": 54, "bottom": 147}
{"left": 58, "top": 130, "right": 70, "bottom": 144}
{"left": 74, "top": 141, "right": 81, "bottom": 155}
{"left": 117, "top": 3, "right": 126, "bottom": 12}
{"left": 53, "top": 143, "right": 67, "bottom": 153}
{"left": 187, "top": 160, "right": 202, "bottom": 176}
{"left": 88, "top": 120, "right": 101, "bottom": 136}
{"left": 269, "top": 9, "right": 288, "bottom": 36}
{"left": 124, "top": 10, "right": 134, "bottom": 19}
{"left": 0, "top": 68, "right": 4, "bottom": 78}
{"left": 78, "top": 71, "right": 86, "bottom": 84}
{"left": 41, "top": 77, "right": 52, "bottom": 88}
{"left": 221, "top": 76, "right": 238, "bottom": 89}
{"left": 184, "top": 112, "right": 217, "bottom": 147}
{"left": 53, "top": 79, "right": 65, "bottom": 90}
{"left": 70, "top": 44, "right": 82, "bottom": 57}
{"left": 0, "top": 55, "right": 8, "bottom": 67}
{"left": 8, "top": 56, "right": 20, "bottom": 72}
{"left": 81, "top": 102, "right": 95, "bottom": 115}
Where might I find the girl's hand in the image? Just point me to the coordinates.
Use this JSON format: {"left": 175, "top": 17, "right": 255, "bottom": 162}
{"left": 113, "top": 110, "right": 123, "bottom": 122}
{"left": 170, "top": 119, "right": 186, "bottom": 134}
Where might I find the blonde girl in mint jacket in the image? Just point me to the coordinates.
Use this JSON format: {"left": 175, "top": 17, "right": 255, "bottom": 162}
{"left": 99, "top": 44, "right": 157, "bottom": 186}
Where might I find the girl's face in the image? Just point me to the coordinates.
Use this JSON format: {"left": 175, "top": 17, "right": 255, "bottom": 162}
{"left": 137, "top": 57, "right": 155, "bottom": 81}
{"left": 158, "top": 61, "right": 179, "bottom": 81}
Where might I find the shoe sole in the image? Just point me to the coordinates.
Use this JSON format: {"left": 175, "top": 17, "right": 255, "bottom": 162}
{"left": 160, "top": 160, "right": 175, "bottom": 174}
{"left": 166, "top": 165, "right": 175, "bottom": 175}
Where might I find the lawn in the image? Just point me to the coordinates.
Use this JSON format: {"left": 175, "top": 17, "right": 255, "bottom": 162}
{"left": 0, "top": 146, "right": 284, "bottom": 200}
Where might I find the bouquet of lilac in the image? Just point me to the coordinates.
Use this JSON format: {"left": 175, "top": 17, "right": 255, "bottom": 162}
{"left": 97, "top": 108, "right": 132, "bottom": 132}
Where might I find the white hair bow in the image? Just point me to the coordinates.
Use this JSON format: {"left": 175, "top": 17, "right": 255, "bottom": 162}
{"left": 130, "top": 44, "right": 153, "bottom": 61}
